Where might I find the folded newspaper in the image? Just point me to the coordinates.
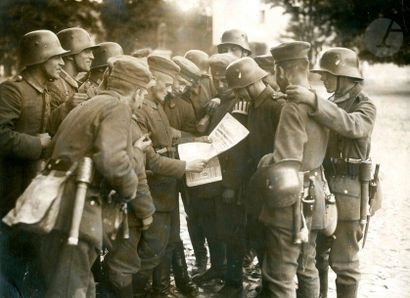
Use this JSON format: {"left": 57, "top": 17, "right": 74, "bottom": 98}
{"left": 178, "top": 113, "right": 249, "bottom": 187}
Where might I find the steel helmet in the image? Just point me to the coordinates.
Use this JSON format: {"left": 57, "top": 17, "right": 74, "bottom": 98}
{"left": 19, "top": 30, "right": 69, "bottom": 68}
{"left": 250, "top": 159, "right": 302, "bottom": 208}
{"left": 91, "top": 42, "right": 124, "bottom": 70}
{"left": 57, "top": 27, "right": 98, "bottom": 56}
{"left": 217, "top": 29, "right": 252, "bottom": 54}
{"left": 312, "top": 47, "right": 363, "bottom": 80}
{"left": 226, "top": 57, "right": 268, "bottom": 89}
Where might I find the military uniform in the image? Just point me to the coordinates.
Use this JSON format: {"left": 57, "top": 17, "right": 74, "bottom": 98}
{"left": 189, "top": 90, "right": 249, "bottom": 287}
{"left": 245, "top": 85, "right": 284, "bottom": 261}
{"left": 163, "top": 95, "right": 197, "bottom": 136}
{"left": 133, "top": 91, "right": 188, "bottom": 296}
{"left": 310, "top": 84, "right": 376, "bottom": 296}
{"left": 48, "top": 69, "right": 79, "bottom": 110}
{"left": 78, "top": 77, "right": 100, "bottom": 98}
{"left": 256, "top": 42, "right": 329, "bottom": 298}
{"left": 0, "top": 73, "right": 51, "bottom": 297}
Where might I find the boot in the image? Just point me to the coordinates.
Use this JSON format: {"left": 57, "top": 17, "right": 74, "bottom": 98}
{"left": 187, "top": 218, "right": 208, "bottom": 275}
{"left": 132, "top": 271, "right": 151, "bottom": 298}
{"left": 152, "top": 255, "right": 176, "bottom": 298}
{"left": 318, "top": 267, "right": 329, "bottom": 298}
{"left": 217, "top": 283, "right": 245, "bottom": 298}
{"left": 336, "top": 283, "right": 358, "bottom": 298}
{"left": 192, "top": 239, "right": 225, "bottom": 284}
{"left": 172, "top": 241, "right": 199, "bottom": 297}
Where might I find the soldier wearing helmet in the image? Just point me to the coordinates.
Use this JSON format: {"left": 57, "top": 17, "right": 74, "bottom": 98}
{"left": 78, "top": 41, "right": 123, "bottom": 98}
{"left": 47, "top": 27, "right": 98, "bottom": 111}
{"left": 189, "top": 53, "right": 250, "bottom": 297}
{"left": 217, "top": 29, "right": 252, "bottom": 58}
{"left": 225, "top": 57, "right": 285, "bottom": 287}
{"left": 0, "top": 29, "right": 68, "bottom": 297}
{"left": 255, "top": 41, "right": 329, "bottom": 297}
{"left": 287, "top": 47, "right": 377, "bottom": 298}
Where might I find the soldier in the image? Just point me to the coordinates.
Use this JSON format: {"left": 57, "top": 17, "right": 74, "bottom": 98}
{"left": 0, "top": 29, "right": 68, "bottom": 297}
{"left": 184, "top": 49, "right": 216, "bottom": 120}
{"left": 48, "top": 27, "right": 97, "bottom": 110}
{"left": 253, "top": 54, "right": 280, "bottom": 91}
{"left": 190, "top": 53, "right": 249, "bottom": 297}
{"left": 217, "top": 29, "right": 252, "bottom": 58}
{"left": 133, "top": 55, "right": 206, "bottom": 298}
{"left": 225, "top": 57, "right": 285, "bottom": 293}
{"left": 78, "top": 42, "right": 123, "bottom": 97}
{"left": 256, "top": 41, "right": 329, "bottom": 297}
{"left": 39, "top": 55, "right": 153, "bottom": 298}
{"left": 286, "top": 47, "right": 377, "bottom": 298}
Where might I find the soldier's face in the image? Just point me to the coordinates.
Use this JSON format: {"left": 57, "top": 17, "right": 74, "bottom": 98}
{"left": 130, "top": 88, "right": 148, "bottom": 112}
{"left": 218, "top": 45, "right": 245, "bottom": 58}
{"left": 173, "top": 75, "right": 192, "bottom": 95}
{"left": 152, "top": 72, "right": 173, "bottom": 103}
{"left": 74, "top": 48, "right": 94, "bottom": 72}
{"left": 213, "top": 76, "right": 230, "bottom": 95}
{"left": 320, "top": 72, "right": 337, "bottom": 93}
{"left": 275, "top": 65, "right": 288, "bottom": 92}
{"left": 42, "top": 55, "right": 64, "bottom": 80}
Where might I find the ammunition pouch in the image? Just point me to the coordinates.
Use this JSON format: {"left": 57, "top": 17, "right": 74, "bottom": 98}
{"left": 325, "top": 157, "right": 361, "bottom": 177}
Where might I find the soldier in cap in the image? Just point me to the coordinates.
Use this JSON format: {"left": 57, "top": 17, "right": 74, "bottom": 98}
{"left": 189, "top": 53, "right": 249, "bottom": 296}
{"left": 256, "top": 41, "right": 329, "bottom": 297}
{"left": 0, "top": 29, "right": 68, "bottom": 297}
{"left": 132, "top": 55, "right": 206, "bottom": 298}
{"left": 225, "top": 57, "right": 285, "bottom": 293}
{"left": 39, "top": 55, "right": 153, "bottom": 298}
{"left": 286, "top": 47, "right": 376, "bottom": 298}
{"left": 184, "top": 49, "right": 216, "bottom": 120}
{"left": 79, "top": 42, "right": 124, "bottom": 98}
{"left": 254, "top": 54, "right": 280, "bottom": 91}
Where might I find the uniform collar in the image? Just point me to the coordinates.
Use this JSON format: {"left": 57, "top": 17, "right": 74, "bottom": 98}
{"left": 144, "top": 94, "right": 159, "bottom": 109}
{"left": 254, "top": 85, "right": 274, "bottom": 108}
{"left": 331, "top": 83, "right": 362, "bottom": 104}
{"left": 22, "top": 72, "right": 47, "bottom": 94}
{"left": 60, "top": 69, "right": 79, "bottom": 89}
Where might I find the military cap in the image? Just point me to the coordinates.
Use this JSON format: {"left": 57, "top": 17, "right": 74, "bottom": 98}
{"left": 226, "top": 57, "right": 268, "bottom": 89}
{"left": 147, "top": 55, "right": 180, "bottom": 79}
{"left": 270, "top": 41, "right": 311, "bottom": 64}
{"left": 57, "top": 27, "right": 98, "bottom": 56}
{"left": 249, "top": 42, "right": 268, "bottom": 56}
{"left": 91, "top": 42, "right": 123, "bottom": 70}
{"left": 184, "top": 50, "right": 209, "bottom": 74}
{"left": 253, "top": 54, "right": 275, "bottom": 73}
{"left": 132, "top": 48, "right": 153, "bottom": 58}
{"left": 208, "top": 53, "right": 238, "bottom": 78}
{"left": 172, "top": 56, "right": 201, "bottom": 83}
{"left": 107, "top": 55, "right": 153, "bottom": 89}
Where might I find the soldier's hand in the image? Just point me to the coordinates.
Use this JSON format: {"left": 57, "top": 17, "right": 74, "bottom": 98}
{"left": 134, "top": 134, "right": 152, "bottom": 152}
{"left": 142, "top": 216, "right": 153, "bottom": 230}
{"left": 258, "top": 153, "right": 275, "bottom": 168}
{"left": 67, "top": 93, "right": 89, "bottom": 110}
{"left": 222, "top": 188, "right": 236, "bottom": 204}
{"left": 38, "top": 133, "right": 51, "bottom": 148}
{"left": 206, "top": 97, "right": 221, "bottom": 114}
{"left": 171, "top": 128, "right": 182, "bottom": 140}
{"left": 285, "top": 85, "right": 315, "bottom": 106}
{"left": 185, "top": 159, "right": 207, "bottom": 173}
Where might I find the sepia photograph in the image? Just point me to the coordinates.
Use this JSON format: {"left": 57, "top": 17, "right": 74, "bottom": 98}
{"left": 0, "top": 0, "right": 409, "bottom": 297}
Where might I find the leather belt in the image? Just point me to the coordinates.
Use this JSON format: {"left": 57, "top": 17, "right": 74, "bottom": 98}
{"left": 325, "top": 157, "right": 361, "bottom": 177}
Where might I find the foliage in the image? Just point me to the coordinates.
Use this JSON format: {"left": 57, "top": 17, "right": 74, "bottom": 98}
{"left": 265, "top": 0, "right": 410, "bottom": 65}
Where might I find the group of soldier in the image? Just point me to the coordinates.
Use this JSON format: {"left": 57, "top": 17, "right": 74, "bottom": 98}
{"left": 0, "top": 25, "right": 376, "bottom": 298}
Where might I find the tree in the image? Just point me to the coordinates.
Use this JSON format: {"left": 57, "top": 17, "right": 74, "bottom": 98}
{"left": 0, "top": 0, "right": 104, "bottom": 76}
{"left": 266, "top": 0, "right": 410, "bottom": 65}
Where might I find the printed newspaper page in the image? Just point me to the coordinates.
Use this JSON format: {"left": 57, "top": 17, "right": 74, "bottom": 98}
{"left": 178, "top": 113, "right": 249, "bottom": 186}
